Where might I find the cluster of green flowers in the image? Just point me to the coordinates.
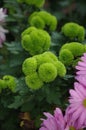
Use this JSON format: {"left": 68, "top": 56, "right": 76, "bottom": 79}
{"left": 22, "top": 51, "right": 66, "bottom": 90}
{"left": 59, "top": 42, "right": 86, "bottom": 66}
{"left": 61, "top": 22, "right": 85, "bottom": 42}
{"left": 17, "top": 0, "right": 45, "bottom": 7}
{"left": 28, "top": 11, "right": 57, "bottom": 31}
{"left": 0, "top": 75, "right": 17, "bottom": 92}
{"left": 21, "top": 27, "right": 51, "bottom": 56}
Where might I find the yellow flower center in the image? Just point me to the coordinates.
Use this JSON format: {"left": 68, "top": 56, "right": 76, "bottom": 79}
{"left": 70, "top": 127, "right": 83, "bottom": 130}
{"left": 83, "top": 99, "right": 86, "bottom": 107}
{"left": 70, "top": 126, "right": 76, "bottom": 130}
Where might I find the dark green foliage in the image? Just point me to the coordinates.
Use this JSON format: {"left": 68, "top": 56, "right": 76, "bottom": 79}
{"left": 0, "top": 0, "right": 86, "bottom": 130}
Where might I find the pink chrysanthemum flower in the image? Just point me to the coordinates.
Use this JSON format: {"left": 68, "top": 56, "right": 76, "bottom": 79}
{"left": 39, "top": 108, "right": 65, "bottom": 130}
{"left": 39, "top": 107, "right": 83, "bottom": 130}
{"left": 65, "top": 107, "right": 84, "bottom": 130}
{"left": 0, "top": 8, "right": 7, "bottom": 23}
{"left": 65, "top": 82, "right": 86, "bottom": 129}
{"left": 76, "top": 53, "right": 86, "bottom": 76}
{"left": 0, "top": 26, "right": 8, "bottom": 47}
{"left": 75, "top": 75, "right": 86, "bottom": 87}
{"left": 75, "top": 53, "right": 86, "bottom": 86}
{"left": 0, "top": 8, "right": 8, "bottom": 47}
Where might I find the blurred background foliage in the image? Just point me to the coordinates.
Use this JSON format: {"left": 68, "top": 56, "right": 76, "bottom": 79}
{"left": 0, "top": 0, "right": 86, "bottom": 130}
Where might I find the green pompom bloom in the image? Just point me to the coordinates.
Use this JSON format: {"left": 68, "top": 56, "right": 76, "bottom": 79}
{"left": 66, "top": 42, "right": 84, "bottom": 57}
{"left": 38, "top": 63, "right": 57, "bottom": 82}
{"left": 29, "top": 11, "right": 57, "bottom": 31}
{"left": 59, "top": 49, "right": 74, "bottom": 65}
{"left": 29, "top": 16, "right": 45, "bottom": 29}
{"left": 25, "top": 73, "right": 43, "bottom": 90}
{"left": 60, "top": 43, "right": 70, "bottom": 50}
{"left": 21, "top": 27, "right": 36, "bottom": 37}
{"left": 78, "top": 26, "right": 85, "bottom": 42}
{"left": 34, "top": 0, "right": 45, "bottom": 7}
{"left": 49, "top": 16, "right": 57, "bottom": 31}
{"left": 56, "top": 61, "right": 66, "bottom": 77}
{"left": 23, "top": 51, "right": 66, "bottom": 87}
{"left": 34, "top": 54, "right": 52, "bottom": 66}
{"left": 22, "top": 57, "right": 37, "bottom": 75}
{"left": 34, "top": 51, "right": 58, "bottom": 66}
{"left": 61, "top": 22, "right": 85, "bottom": 41}
{"left": 62, "top": 22, "right": 79, "bottom": 38}
{"left": 0, "top": 79, "right": 7, "bottom": 92}
{"left": 21, "top": 35, "right": 32, "bottom": 52}
{"left": 3, "top": 75, "right": 17, "bottom": 92}
{"left": 59, "top": 42, "right": 85, "bottom": 65}
{"left": 21, "top": 27, "right": 51, "bottom": 55}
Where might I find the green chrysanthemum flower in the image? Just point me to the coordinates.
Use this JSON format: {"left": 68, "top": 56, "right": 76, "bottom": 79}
{"left": 21, "top": 35, "right": 32, "bottom": 52}
{"left": 25, "top": 73, "right": 43, "bottom": 89}
{"left": 78, "top": 26, "right": 85, "bottom": 42}
{"left": 49, "top": 16, "right": 57, "bottom": 31}
{"left": 21, "top": 27, "right": 36, "bottom": 37}
{"left": 29, "top": 11, "right": 57, "bottom": 31}
{"left": 29, "top": 16, "right": 45, "bottom": 29}
{"left": 66, "top": 42, "right": 84, "bottom": 57}
{"left": 22, "top": 57, "right": 37, "bottom": 75}
{"left": 0, "top": 79, "right": 7, "bottom": 89}
{"left": 38, "top": 63, "right": 57, "bottom": 82}
{"left": 0, "top": 79, "right": 7, "bottom": 92}
{"left": 3, "top": 75, "right": 17, "bottom": 92}
{"left": 34, "top": 54, "right": 52, "bottom": 66}
{"left": 59, "top": 42, "right": 85, "bottom": 65}
{"left": 34, "top": 51, "right": 58, "bottom": 66}
{"left": 59, "top": 49, "right": 74, "bottom": 65}
{"left": 22, "top": 51, "right": 66, "bottom": 89}
{"left": 21, "top": 27, "right": 51, "bottom": 55}
{"left": 22, "top": 51, "right": 67, "bottom": 89}
{"left": 34, "top": 0, "right": 45, "bottom": 7}
{"left": 61, "top": 22, "right": 85, "bottom": 42}
{"left": 62, "top": 22, "right": 79, "bottom": 38}
{"left": 42, "top": 51, "right": 58, "bottom": 62}
{"left": 60, "top": 43, "right": 70, "bottom": 50}
{"left": 56, "top": 61, "right": 66, "bottom": 77}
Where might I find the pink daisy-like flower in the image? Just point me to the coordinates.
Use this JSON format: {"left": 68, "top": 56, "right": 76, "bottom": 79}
{"left": 39, "top": 107, "right": 83, "bottom": 130}
{"left": 0, "top": 8, "right": 7, "bottom": 23}
{"left": 76, "top": 53, "right": 86, "bottom": 76}
{"left": 65, "top": 82, "right": 86, "bottom": 129}
{"left": 75, "top": 53, "right": 86, "bottom": 86}
{"left": 39, "top": 108, "right": 65, "bottom": 130}
{"left": 75, "top": 75, "right": 86, "bottom": 87}
{"left": 65, "top": 107, "right": 84, "bottom": 130}
{"left": 0, "top": 8, "right": 8, "bottom": 47}
{"left": 0, "top": 26, "right": 8, "bottom": 47}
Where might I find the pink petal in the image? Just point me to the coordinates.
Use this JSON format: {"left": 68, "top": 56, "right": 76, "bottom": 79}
{"left": 76, "top": 66, "right": 86, "bottom": 71}
{"left": 76, "top": 70, "right": 86, "bottom": 75}
{"left": 78, "top": 110, "right": 86, "bottom": 127}
{"left": 74, "top": 82, "right": 86, "bottom": 97}
{"left": 74, "top": 82, "right": 85, "bottom": 99}
{"left": 43, "top": 112, "right": 53, "bottom": 118}
{"left": 69, "top": 89, "right": 80, "bottom": 99}
{"left": 81, "top": 57, "right": 86, "bottom": 63}
{"left": 75, "top": 75, "right": 86, "bottom": 87}
{"left": 71, "top": 106, "right": 83, "bottom": 122}
{"left": 78, "top": 61, "right": 86, "bottom": 67}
